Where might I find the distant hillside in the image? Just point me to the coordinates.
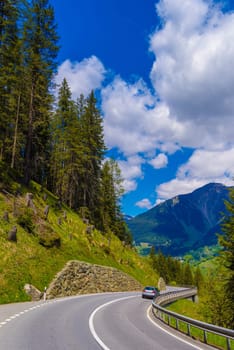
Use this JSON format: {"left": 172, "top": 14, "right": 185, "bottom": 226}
{"left": 127, "top": 183, "right": 230, "bottom": 256}
{"left": 0, "top": 174, "right": 158, "bottom": 304}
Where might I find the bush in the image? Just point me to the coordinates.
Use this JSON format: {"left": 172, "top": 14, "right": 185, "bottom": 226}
{"left": 37, "top": 223, "right": 61, "bottom": 248}
{"left": 16, "top": 209, "right": 35, "bottom": 233}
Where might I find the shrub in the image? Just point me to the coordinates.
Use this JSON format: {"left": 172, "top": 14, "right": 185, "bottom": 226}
{"left": 37, "top": 223, "right": 61, "bottom": 248}
{"left": 16, "top": 209, "right": 35, "bottom": 234}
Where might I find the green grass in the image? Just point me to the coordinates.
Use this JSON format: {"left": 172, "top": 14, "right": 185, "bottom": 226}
{"left": 0, "top": 181, "right": 158, "bottom": 304}
{"left": 166, "top": 299, "right": 234, "bottom": 350}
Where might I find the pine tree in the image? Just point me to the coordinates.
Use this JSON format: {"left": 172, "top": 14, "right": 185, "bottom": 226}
{"left": 219, "top": 186, "right": 234, "bottom": 328}
{"left": 194, "top": 266, "right": 204, "bottom": 292}
{"left": 21, "top": 0, "right": 59, "bottom": 184}
{"left": 0, "top": 0, "right": 20, "bottom": 164}
{"left": 154, "top": 250, "right": 170, "bottom": 283}
{"left": 182, "top": 263, "right": 194, "bottom": 286}
{"left": 79, "top": 91, "right": 106, "bottom": 224}
{"left": 50, "top": 78, "right": 80, "bottom": 207}
{"left": 99, "top": 159, "right": 131, "bottom": 242}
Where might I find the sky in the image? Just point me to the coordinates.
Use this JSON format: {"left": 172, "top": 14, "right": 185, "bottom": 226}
{"left": 49, "top": 0, "right": 234, "bottom": 217}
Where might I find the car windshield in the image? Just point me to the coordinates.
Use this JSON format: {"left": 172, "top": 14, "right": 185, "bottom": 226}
{"left": 145, "top": 287, "right": 155, "bottom": 290}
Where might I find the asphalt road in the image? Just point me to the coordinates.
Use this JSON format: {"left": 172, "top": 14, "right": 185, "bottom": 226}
{"left": 0, "top": 291, "right": 215, "bottom": 350}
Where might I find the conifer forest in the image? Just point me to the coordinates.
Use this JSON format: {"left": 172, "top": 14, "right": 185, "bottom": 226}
{"left": 0, "top": 0, "right": 131, "bottom": 244}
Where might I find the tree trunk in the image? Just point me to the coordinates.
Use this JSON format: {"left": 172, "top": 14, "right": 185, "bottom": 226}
{"left": 24, "top": 83, "right": 34, "bottom": 184}
{"left": 11, "top": 93, "right": 21, "bottom": 169}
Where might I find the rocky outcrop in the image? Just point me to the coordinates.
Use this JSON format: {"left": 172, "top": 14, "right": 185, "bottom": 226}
{"left": 24, "top": 284, "right": 43, "bottom": 301}
{"left": 46, "top": 260, "right": 143, "bottom": 299}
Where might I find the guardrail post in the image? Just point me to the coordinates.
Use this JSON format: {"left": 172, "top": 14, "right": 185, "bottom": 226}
{"left": 187, "top": 323, "right": 191, "bottom": 336}
{"left": 203, "top": 330, "right": 207, "bottom": 344}
{"left": 226, "top": 337, "right": 231, "bottom": 350}
{"left": 176, "top": 319, "right": 179, "bottom": 330}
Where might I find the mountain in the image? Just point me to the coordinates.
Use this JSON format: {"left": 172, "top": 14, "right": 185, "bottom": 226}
{"left": 127, "top": 183, "right": 230, "bottom": 256}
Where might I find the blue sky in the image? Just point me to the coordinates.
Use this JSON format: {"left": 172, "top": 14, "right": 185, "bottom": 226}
{"left": 50, "top": 0, "right": 234, "bottom": 217}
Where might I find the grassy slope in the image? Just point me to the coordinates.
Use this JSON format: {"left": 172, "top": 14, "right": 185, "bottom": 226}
{"left": 166, "top": 299, "right": 203, "bottom": 321}
{"left": 0, "top": 180, "right": 158, "bottom": 304}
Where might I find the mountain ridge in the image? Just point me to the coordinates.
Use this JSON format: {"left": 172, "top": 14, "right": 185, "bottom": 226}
{"left": 127, "top": 183, "right": 230, "bottom": 256}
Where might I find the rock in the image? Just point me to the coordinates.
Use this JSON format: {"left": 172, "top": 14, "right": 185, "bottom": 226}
{"left": 24, "top": 284, "right": 43, "bottom": 301}
{"left": 44, "top": 205, "right": 50, "bottom": 220}
{"left": 25, "top": 193, "right": 36, "bottom": 213}
{"left": 8, "top": 226, "right": 17, "bottom": 242}
{"left": 158, "top": 277, "right": 166, "bottom": 291}
{"left": 3, "top": 211, "right": 9, "bottom": 222}
{"left": 86, "top": 225, "right": 94, "bottom": 234}
{"left": 46, "top": 260, "right": 143, "bottom": 299}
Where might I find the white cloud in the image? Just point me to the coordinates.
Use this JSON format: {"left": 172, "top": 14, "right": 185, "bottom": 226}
{"left": 55, "top": 56, "right": 106, "bottom": 99}
{"left": 117, "top": 155, "right": 144, "bottom": 193}
{"left": 122, "top": 179, "right": 138, "bottom": 193}
{"left": 150, "top": 0, "right": 234, "bottom": 149}
{"left": 149, "top": 153, "right": 168, "bottom": 169}
{"left": 156, "top": 177, "right": 210, "bottom": 201}
{"left": 135, "top": 198, "right": 153, "bottom": 209}
{"left": 102, "top": 77, "right": 183, "bottom": 156}
{"left": 156, "top": 148, "right": 234, "bottom": 201}
{"left": 178, "top": 148, "right": 234, "bottom": 179}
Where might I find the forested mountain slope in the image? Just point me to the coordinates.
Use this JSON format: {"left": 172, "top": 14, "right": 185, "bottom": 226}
{"left": 127, "top": 183, "right": 230, "bottom": 256}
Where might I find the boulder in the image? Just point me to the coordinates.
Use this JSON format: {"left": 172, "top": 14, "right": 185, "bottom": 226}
{"left": 24, "top": 284, "right": 43, "bottom": 301}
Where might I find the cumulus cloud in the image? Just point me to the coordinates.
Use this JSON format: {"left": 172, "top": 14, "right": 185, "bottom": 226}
{"left": 117, "top": 155, "right": 144, "bottom": 193}
{"left": 149, "top": 153, "right": 168, "bottom": 169}
{"left": 102, "top": 76, "right": 183, "bottom": 156}
{"left": 150, "top": 0, "right": 234, "bottom": 149}
{"left": 55, "top": 56, "right": 106, "bottom": 99}
{"left": 156, "top": 148, "right": 234, "bottom": 201}
{"left": 178, "top": 148, "right": 234, "bottom": 179}
{"left": 135, "top": 198, "right": 153, "bottom": 209}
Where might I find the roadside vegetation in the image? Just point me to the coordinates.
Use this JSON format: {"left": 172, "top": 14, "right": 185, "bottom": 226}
{"left": 0, "top": 177, "right": 158, "bottom": 304}
{"left": 150, "top": 186, "right": 234, "bottom": 330}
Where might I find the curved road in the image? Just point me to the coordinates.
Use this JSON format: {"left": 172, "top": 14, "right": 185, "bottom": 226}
{"left": 0, "top": 292, "right": 214, "bottom": 349}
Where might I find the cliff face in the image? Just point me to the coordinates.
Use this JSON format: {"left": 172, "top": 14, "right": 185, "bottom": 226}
{"left": 46, "top": 260, "right": 143, "bottom": 299}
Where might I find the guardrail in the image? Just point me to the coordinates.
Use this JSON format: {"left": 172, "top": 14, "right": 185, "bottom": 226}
{"left": 152, "top": 288, "right": 234, "bottom": 350}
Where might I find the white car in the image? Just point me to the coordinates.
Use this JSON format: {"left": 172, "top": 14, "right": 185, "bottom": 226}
{"left": 142, "top": 286, "right": 160, "bottom": 299}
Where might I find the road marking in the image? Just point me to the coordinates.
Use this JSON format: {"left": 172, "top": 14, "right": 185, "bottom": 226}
{"left": 0, "top": 293, "right": 124, "bottom": 332}
{"left": 0, "top": 300, "right": 58, "bottom": 329}
{"left": 147, "top": 306, "right": 205, "bottom": 350}
{"left": 89, "top": 295, "right": 137, "bottom": 350}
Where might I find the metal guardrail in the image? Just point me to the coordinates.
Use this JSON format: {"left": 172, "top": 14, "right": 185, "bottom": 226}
{"left": 152, "top": 288, "right": 234, "bottom": 350}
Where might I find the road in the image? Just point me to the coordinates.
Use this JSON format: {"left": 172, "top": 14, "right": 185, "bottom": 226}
{"left": 0, "top": 291, "right": 214, "bottom": 350}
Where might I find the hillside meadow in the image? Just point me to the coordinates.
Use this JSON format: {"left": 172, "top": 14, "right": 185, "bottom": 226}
{"left": 0, "top": 179, "right": 158, "bottom": 304}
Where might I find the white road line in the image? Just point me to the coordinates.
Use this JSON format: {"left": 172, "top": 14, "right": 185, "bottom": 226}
{"left": 89, "top": 295, "right": 136, "bottom": 350}
{"left": 147, "top": 306, "right": 205, "bottom": 350}
{"left": 0, "top": 301, "right": 50, "bottom": 329}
